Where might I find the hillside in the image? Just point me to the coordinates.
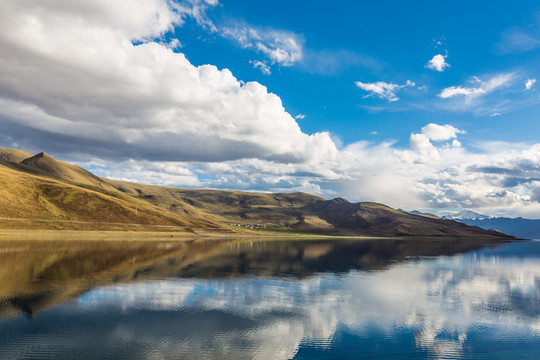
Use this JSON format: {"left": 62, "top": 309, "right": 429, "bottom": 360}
{"left": 0, "top": 147, "right": 514, "bottom": 238}
{"left": 109, "top": 179, "right": 324, "bottom": 225}
{"left": 0, "top": 154, "right": 223, "bottom": 232}
{"left": 302, "top": 199, "right": 506, "bottom": 237}
{"left": 107, "top": 181, "right": 508, "bottom": 238}
{"left": 0, "top": 147, "right": 34, "bottom": 162}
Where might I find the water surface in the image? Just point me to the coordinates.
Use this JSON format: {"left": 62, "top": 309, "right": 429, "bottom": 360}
{"left": 0, "top": 237, "right": 539, "bottom": 359}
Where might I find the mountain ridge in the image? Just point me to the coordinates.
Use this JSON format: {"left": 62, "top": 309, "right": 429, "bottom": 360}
{"left": 0, "top": 147, "right": 515, "bottom": 238}
{"left": 443, "top": 209, "right": 540, "bottom": 239}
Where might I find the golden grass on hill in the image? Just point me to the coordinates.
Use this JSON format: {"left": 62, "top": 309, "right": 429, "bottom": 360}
{"left": 0, "top": 163, "right": 221, "bottom": 232}
{"left": 109, "top": 179, "right": 324, "bottom": 225}
{"left": 0, "top": 147, "right": 33, "bottom": 162}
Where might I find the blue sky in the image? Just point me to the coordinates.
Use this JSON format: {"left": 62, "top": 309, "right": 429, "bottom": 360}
{"left": 1, "top": 0, "right": 540, "bottom": 217}
{"left": 174, "top": 0, "right": 540, "bottom": 147}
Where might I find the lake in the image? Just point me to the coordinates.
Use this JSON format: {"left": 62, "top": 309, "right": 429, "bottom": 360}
{"left": 0, "top": 237, "right": 539, "bottom": 359}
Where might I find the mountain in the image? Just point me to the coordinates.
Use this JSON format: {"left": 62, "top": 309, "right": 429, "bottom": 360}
{"left": 449, "top": 216, "right": 540, "bottom": 240}
{"left": 303, "top": 199, "right": 500, "bottom": 237}
{"left": 405, "top": 209, "right": 440, "bottom": 219}
{"left": 442, "top": 209, "right": 540, "bottom": 239}
{"left": 0, "top": 147, "right": 514, "bottom": 238}
{"left": 443, "top": 209, "right": 491, "bottom": 221}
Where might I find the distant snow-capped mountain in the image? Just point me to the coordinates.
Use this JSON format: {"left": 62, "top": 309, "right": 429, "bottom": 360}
{"left": 443, "top": 210, "right": 491, "bottom": 221}
{"left": 443, "top": 209, "right": 540, "bottom": 239}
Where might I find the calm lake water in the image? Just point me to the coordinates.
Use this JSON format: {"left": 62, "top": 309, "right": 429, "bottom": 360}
{"left": 0, "top": 237, "right": 539, "bottom": 359}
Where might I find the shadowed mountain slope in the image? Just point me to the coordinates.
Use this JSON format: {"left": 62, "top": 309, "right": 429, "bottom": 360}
{"left": 451, "top": 217, "right": 540, "bottom": 240}
{"left": 304, "top": 199, "right": 505, "bottom": 237}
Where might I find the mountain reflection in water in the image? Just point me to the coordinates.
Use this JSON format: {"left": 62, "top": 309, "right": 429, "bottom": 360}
{"left": 1, "top": 237, "right": 539, "bottom": 359}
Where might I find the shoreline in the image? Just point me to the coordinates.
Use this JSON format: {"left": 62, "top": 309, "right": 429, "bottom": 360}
{"left": 0, "top": 228, "right": 377, "bottom": 241}
{"left": 0, "top": 228, "right": 520, "bottom": 242}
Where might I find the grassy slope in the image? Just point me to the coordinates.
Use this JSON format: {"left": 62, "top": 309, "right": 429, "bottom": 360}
{"left": 110, "top": 181, "right": 508, "bottom": 238}
{"left": 109, "top": 179, "right": 324, "bottom": 225}
{"left": 0, "top": 164, "right": 221, "bottom": 232}
{"left": 0, "top": 147, "right": 34, "bottom": 162}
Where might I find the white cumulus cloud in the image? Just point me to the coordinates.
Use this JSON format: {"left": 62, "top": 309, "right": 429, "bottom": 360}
{"left": 526, "top": 78, "right": 536, "bottom": 90}
{"left": 425, "top": 53, "right": 450, "bottom": 72}
{"left": 421, "top": 123, "right": 465, "bottom": 141}
{"left": 0, "top": 0, "right": 335, "bottom": 165}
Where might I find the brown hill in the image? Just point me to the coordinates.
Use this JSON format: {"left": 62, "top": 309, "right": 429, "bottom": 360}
{"left": 109, "top": 179, "right": 323, "bottom": 225}
{"left": 20, "top": 152, "right": 105, "bottom": 186}
{"left": 0, "top": 163, "right": 222, "bottom": 232}
{"left": 304, "top": 198, "right": 505, "bottom": 237}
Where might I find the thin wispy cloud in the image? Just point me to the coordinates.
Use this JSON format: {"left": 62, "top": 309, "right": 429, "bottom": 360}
{"left": 172, "top": 1, "right": 380, "bottom": 76}
{"left": 172, "top": 0, "right": 219, "bottom": 32}
{"left": 169, "top": 0, "right": 305, "bottom": 72}
{"left": 299, "top": 48, "right": 382, "bottom": 76}
{"left": 355, "top": 80, "right": 415, "bottom": 102}
{"left": 497, "top": 27, "right": 540, "bottom": 54}
{"left": 439, "top": 73, "right": 516, "bottom": 99}
{"left": 496, "top": 10, "right": 540, "bottom": 54}
{"left": 222, "top": 26, "right": 303, "bottom": 67}
{"left": 250, "top": 60, "right": 271, "bottom": 75}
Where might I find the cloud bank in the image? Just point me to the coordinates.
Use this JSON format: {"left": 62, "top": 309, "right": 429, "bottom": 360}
{"left": 0, "top": 0, "right": 335, "bottom": 165}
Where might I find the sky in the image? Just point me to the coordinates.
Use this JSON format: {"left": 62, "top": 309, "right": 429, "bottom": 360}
{"left": 1, "top": 0, "right": 540, "bottom": 217}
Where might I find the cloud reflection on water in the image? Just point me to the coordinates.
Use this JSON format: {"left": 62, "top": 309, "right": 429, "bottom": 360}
{"left": 1, "top": 241, "right": 539, "bottom": 359}
{"left": 71, "top": 242, "right": 540, "bottom": 359}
